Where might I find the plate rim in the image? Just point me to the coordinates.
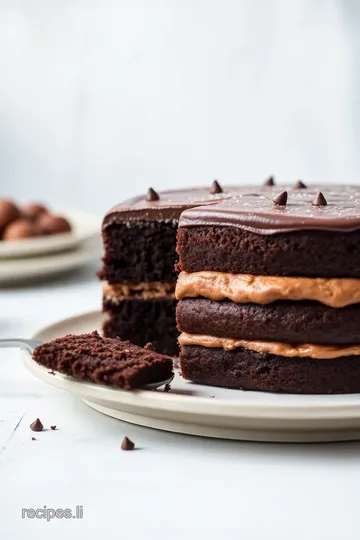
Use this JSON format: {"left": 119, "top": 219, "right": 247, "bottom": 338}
{"left": 25, "top": 309, "right": 360, "bottom": 422}
{"left": 0, "top": 241, "right": 101, "bottom": 283}
{"left": 0, "top": 208, "right": 101, "bottom": 259}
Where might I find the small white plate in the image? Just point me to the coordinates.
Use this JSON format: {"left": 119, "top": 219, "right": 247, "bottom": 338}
{"left": 0, "top": 238, "right": 101, "bottom": 284}
{"left": 21, "top": 310, "right": 360, "bottom": 442}
{"left": 0, "top": 209, "right": 101, "bottom": 259}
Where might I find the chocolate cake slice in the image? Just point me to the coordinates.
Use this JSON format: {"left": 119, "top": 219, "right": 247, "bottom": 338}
{"left": 98, "top": 183, "right": 244, "bottom": 356}
{"left": 33, "top": 331, "right": 173, "bottom": 389}
{"left": 176, "top": 185, "right": 360, "bottom": 394}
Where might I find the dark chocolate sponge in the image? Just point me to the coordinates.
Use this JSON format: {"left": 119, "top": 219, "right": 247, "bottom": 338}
{"left": 177, "top": 298, "right": 360, "bottom": 345}
{"left": 99, "top": 221, "right": 178, "bottom": 284}
{"left": 176, "top": 226, "right": 360, "bottom": 278}
{"left": 103, "top": 298, "right": 178, "bottom": 356}
{"left": 33, "top": 331, "right": 173, "bottom": 389}
{"left": 180, "top": 345, "right": 360, "bottom": 394}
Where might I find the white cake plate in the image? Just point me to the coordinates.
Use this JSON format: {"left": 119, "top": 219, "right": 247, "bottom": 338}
{"left": 21, "top": 310, "right": 360, "bottom": 443}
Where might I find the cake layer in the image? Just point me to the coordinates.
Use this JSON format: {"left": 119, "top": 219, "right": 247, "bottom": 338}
{"left": 99, "top": 221, "right": 178, "bottom": 283}
{"left": 33, "top": 331, "right": 173, "bottom": 390}
{"left": 177, "top": 298, "right": 360, "bottom": 345}
{"left": 103, "top": 282, "right": 175, "bottom": 302}
{"left": 176, "top": 226, "right": 360, "bottom": 278}
{"left": 178, "top": 332, "right": 360, "bottom": 359}
{"left": 100, "top": 185, "right": 238, "bottom": 284}
{"left": 180, "top": 345, "right": 360, "bottom": 394}
{"left": 176, "top": 272, "right": 360, "bottom": 307}
{"left": 103, "top": 298, "right": 178, "bottom": 357}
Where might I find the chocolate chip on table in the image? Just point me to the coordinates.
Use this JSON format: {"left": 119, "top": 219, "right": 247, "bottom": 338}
{"left": 209, "top": 180, "right": 223, "bottom": 194}
{"left": 30, "top": 418, "right": 43, "bottom": 432}
{"left": 31, "top": 437, "right": 36, "bottom": 441}
{"left": 273, "top": 191, "right": 288, "bottom": 206}
{"left": 50, "top": 425, "right": 57, "bottom": 431}
{"left": 146, "top": 187, "right": 160, "bottom": 201}
{"left": 121, "top": 437, "right": 135, "bottom": 451}
{"left": 312, "top": 192, "right": 327, "bottom": 206}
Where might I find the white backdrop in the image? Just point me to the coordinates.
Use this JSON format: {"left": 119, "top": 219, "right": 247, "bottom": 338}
{"left": 0, "top": 0, "right": 358, "bottom": 214}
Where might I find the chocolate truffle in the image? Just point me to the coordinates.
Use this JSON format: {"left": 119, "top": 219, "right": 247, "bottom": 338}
{"left": 21, "top": 202, "right": 48, "bottom": 220}
{"left": 2, "top": 219, "right": 40, "bottom": 241}
{"left": 36, "top": 213, "right": 72, "bottom": 235}
{"left": 0, "top": 199, "right": 21, "bottom": 230}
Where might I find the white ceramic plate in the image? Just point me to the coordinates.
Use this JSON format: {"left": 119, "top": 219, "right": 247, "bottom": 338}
{"left": 0, "top": 238, "right": 101, "bottom": 284}
{"left": 0, "top": 209, "right": 101, "bottom": 259}
{"left": 22, "top": 310, "right": 360, "bottom": 442}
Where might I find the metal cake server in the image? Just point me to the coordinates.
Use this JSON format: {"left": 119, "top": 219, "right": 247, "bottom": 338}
{"left": 0, "top": 338, "right": 174, "bottom": 390}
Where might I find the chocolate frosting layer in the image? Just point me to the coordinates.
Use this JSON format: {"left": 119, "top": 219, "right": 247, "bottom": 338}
{"left": 179, "top": 185, "right": 360, "bottom": 234}
{"left": 176, "top": 271, "right": 360, "bottom": 308}
{"left": 178, "top": 332, "right": 360, "bottom": 359}
{"left": 103, "top": 184, "right": 360, "bottom": 235}
{"left": 102, "top": 186, "right": 241, "bottom": 228}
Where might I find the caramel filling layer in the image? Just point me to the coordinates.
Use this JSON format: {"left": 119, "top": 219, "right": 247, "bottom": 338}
{"left": 178, "top": 333, "right": 360, "bottom": 359}
{"left": 176, "top": 272, "right": 360, "bottom": 308}
{"left": 103, "top": 282, "right": 175, "bottom": 302}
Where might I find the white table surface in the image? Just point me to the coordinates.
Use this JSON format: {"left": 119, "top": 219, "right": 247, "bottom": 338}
{"left": 1, "top": 263, "right": 360, "bottom": 540}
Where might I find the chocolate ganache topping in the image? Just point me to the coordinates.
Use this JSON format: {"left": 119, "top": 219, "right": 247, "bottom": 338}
{"left": 179, "top": 185, "right": 360, "bottom": 234}
{"left": 102, "top": 186, "right": 240, "bottom": 227}
{"left": 103, "top": 184, "right": 360, "bottom": 235}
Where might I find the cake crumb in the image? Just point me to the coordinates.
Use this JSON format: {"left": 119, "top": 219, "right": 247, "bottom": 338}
{"left": 31, "top": 437, "right": 36, "bottom": 441}
{"left": 48, "top": 370, "right": 56, "bottom": 375}
{"left": 50, "top": 425, "right": 57, "bottom": 431}
{"left": 164, "top": 383, "right": 171, "bottom": 392}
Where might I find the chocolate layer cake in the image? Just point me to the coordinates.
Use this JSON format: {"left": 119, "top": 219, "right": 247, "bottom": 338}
{"left": 176, "top": 184, "right": 360, "bottom": 394}
{"left": 33, "top": 331, "right": 173, "bottom": 389}
{"left": 99, "top": 182, "right": 244, "bottom": 355}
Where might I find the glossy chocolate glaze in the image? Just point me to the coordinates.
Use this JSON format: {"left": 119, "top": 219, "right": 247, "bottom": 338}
{"left": 103, "top": 184, "right": 360, "bottom": 235}
{"left": 179, "top": 185, "right": 360, "bottom": 234}
{"left": 102, "top": 186, "right": 243, "bottom": 228}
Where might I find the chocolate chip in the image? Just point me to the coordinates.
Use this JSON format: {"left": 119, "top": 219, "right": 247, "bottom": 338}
{"left": 294, "top": 180, "right": 306, "bottom": 189}
{"left": 210, "top": 180, "right": 222, "bottom": 194}
{"left": 31, "top": 437, "right": 36, "bottom": 441}
{"left": 264, "top": 176, "right": 275, "bottom": 186}
{"left": 30, "top": 418, "right": 43, "bottom": 432}
{"left": 50, "top": 425, "right": 57, "bottom": 430}
{"left": 312, "top": 192, "right": 327, "bottom": 206}
{"left": 164, "top": 383, "right": 171, "bottom": 392}
{"left": 273, "top": 191, "right": 288, "bottom": 206}
{"left": 121, "top": 436, "right": 135, "bottom": 451}
{"left": 146, "top": 187, "right": 159, "bottom": 201}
